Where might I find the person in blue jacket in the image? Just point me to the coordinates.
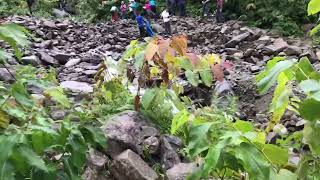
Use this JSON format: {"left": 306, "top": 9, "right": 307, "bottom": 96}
{"left": 136, "top": 12, "right": 154, "bottom": 38}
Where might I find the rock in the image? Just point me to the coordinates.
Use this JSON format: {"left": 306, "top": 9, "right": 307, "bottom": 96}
{"left": 52, "top": 8, "right": 69, "bottom": 18}
{"left": 143, "top": 136, "right": 160, "bottom": 154}
{"left": 60, "top": 81, "right": 93, "bottom": 93}
{"left": 83, "top": 70, "right": 98, "bottom": 77}
{"left": 250, "top": 65, "right": 260, "bottom": 73}
{"left": 0, "top": 68, "right": 14, "bottom": 82}
{"left": 56, "top": 23, "right": 69, "bottom": 30}
{"left": 300, "top": 50, "right": 318, "bottom": 63}
{"left": 152, "top": 23, "right": 165, "bottom": 33}
{"left": 27, "top": 84, "right": 44, "bottom": 94}
{"left": 53, "top": 52, "right": 72, "bottom": 65}
{"left": 87, "top": 149, "right": 108, "bottom": 168}
{"left": 110, "top": 149, "right": 158, "bottom": 180}
{"left": 263, "top": 38, "right": 288, "bottom": 55}
{"left": 284, "top": 46, "right": 302, "bottom": 56}
{"left": 244, "top": 48, "right": 254, "bottom": 57}
{"left": 43, "top": 20, "right": 56, "bottom": 28}
{"left": 21, "top": 55, "right": 41, "bottom": 66}
{"left": 214, "top": 79, "right": 233, "bottom": 96}
{"left": 39, "top": 52, "right": 59, "bottom": 65}
{"left": 166, "top": 163, "right": 198, "bottom": 180}
{"left": 160, "top": 135, "right": 183, "bottom": 169}
{"left": 257, "top": 36, "right": 271, "bottom": 44}
{"left": 225, "top": 32, "right": 250, "bottom": 48}
{"left": 50, "top": 110, "right": 67, "bottom": 120}
{"left": 101, "top": 111, "right": 159, "bottom": 158}
{"left": 65, "top": 58, "right": 81, "bottom": 67}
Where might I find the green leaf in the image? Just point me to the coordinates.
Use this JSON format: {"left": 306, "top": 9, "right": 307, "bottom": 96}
{"left": 69, "top": 135, "right": 87, "bottom": 169}
{"left": 233, "top": 120, "right": 254, "bottom": 133}
{"left": 81, "top": 125, "right": 107, "bottom": 149}
{"left": 259, "top": 144, "right": 289, "bottom": 166}
{"left": 134, "top": 50, "right": 145, "bottom": 71}
{"left": 11, "top": 81, "right": 34, "bottom": 107}
{"left": 299, "top": 98, "right": 320, "bottom": 122}
{"left": 235, "top": 142, "right": 272, "bottom": 180}
{"left": 310, "top": 23, "right": 320, "bottom": 36}
{"left": 44, "top": 87, "right": 70, "bottom": 108}
{"left": 18, "top": 145, "right": 48, "bottom": 171}
{"left": 185, "top": 70, "right": 200, "bottom": 87}
{"left": 303, "top": 121, "right": 320, "bottom": 155}
{"left": 256, "top": 57, "right": 286, "bottom": 82}
{"left": 0, "top": 161, "right": 15, "bottom": 180}
{"left": 171, "top": 110, "right": 190, "bottom": 135}
{"left": 199, "top": 69, "right": 213, "bottom": 87}
{"left": 0, "top": 135, "right": 18, "bottom": 165}
{"left": 276, "top": 169, "right": 298, "bottom": 180}
{"left": 187, "top": 122, "right": 213, "bottom": 157}
{"left": 299, "top": 79, "right": 320, "bottom": 93}
{"left": 308, "top": 0, "right": 320, "bottom": 15}
{"left": 257, "top": 59, "right": 296, "bottom": 94}
{"left": 295, "top": 57, "right": 320, "bottom": 82}
{"left": 141, "top": 88, "right": 157, "bottom": 110}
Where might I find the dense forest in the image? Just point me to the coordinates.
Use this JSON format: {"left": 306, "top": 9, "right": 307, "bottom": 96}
{"left": 1, "top": 0, "right": 320, "bottom": 179}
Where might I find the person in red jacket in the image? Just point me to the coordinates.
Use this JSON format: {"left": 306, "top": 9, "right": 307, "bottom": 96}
{"left": 216, "top": 0, "right": 224, "bottom": 23}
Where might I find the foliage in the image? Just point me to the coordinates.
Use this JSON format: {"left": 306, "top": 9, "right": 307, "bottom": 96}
{"left": 0, "top": 23, "right": 107, "bottom": 179}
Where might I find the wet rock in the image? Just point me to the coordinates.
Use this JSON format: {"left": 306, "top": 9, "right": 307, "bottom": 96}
{"left": 21, "top": 55, "right": 41, "bottom": 66}
{"left": 166, "top": 163, "right": 198, "bottom": 180}
{"left": 160, "top": 135, "right": 183, "bottom": 169}
{"left": 39, "top": 52, "right": 59, "bottom": 65}
{"left": 225, "top": 32, "right": 250, "bottom": 48}
{"left": 284, "top": 46, "right": 302, "bottom": 56}
{"left": 65, "top": 58, "right": 81, "bottom": 68}
{"left": 110, "top": 149, "right": 158, "bottom": 180}
{"left": 0, "top": 68, "right": 14, "bottom": 82}
{"left": 101, "top": 111, "right": 159, "bottom": 158}
{"left": 60, "top": 81, "right": 93, "bottom": 93}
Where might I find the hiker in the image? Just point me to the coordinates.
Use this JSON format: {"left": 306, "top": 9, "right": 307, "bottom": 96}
{"left": 145, "top": 20, "right": 155, "bottom": 37}
{"left": 216, "top": 0, "right": 224, "bottom": 23}
{"left": 136, "top": 13, "right": 147, "bottom": 38}
{"left": 177, "top": 0, "right": 186, "bottom": 16}
{"left": 161, "top": 8, "right": 171, "bottom": 35}
{"left": 149, "top": 0, "right": 157, "bottom": 19}
{"left": 129, "top": 0, "right": 138, "bottom": 19}
{"left": 110, "top": 6, "right": 119, "bottom": 22}
{"left": 202, "top": 0, "right": 210, "bottom": 18}
{"left": 26, "top": 0, "right": 35, "bottom": 15}
{"left": 143, "top": 0, "right": 154, "bottom": 19}
{"left": 120, "top": 1, "right": 127, "bottom": 19}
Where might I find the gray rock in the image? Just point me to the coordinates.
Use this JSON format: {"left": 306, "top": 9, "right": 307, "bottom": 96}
{"left": 160, "top": 135, "right": 183, "bottom": 169}
{"left": 300, "top": 50, "right": 318, "bottom": 63}
{"left": 101, "top": 111, "right": 158, "bottom": 158}
{"left": 110, "top": 149, "right": 158, "bottom": 180}
{"left": 263, "top": 38, "right": 288, "bottom": 55}
{"left": 60, "top": 81, "right": 93, "bottom": 93}
{"left": 257, "top": 36, "right": 271, "bottom": 44}
{"left": 52, "top": 8, "right": 69, "bottom": 18}
{"left": 43, "top": 20, "right": 56, "bottom": 28}
{"left": 87, "top": 148, "right": 108, "bottom": 168}
{"left": 143, "top": 136, "right": 160, "bottom": 154}
{"left": 152, "top": 23, "right": 165, "bottom": 33}
{"left": 50, "top": 110, "right": 67, "bottom": 120}
{"left": 166, "top": 163, "right": 198, "bottom": 180}
{"left": 284, "top": 46, "right": 302, "bottom": 56}
{"left": 21, "top": 55, "right": 41, "bottom": 66}
{"left": 0, "top": 68, "right": 14, "bottom": 82}
{"left": 225, "top": 32, "right": 250, "bottom": 48}
{"left": 250, "top": 65, "right": 260, "bottom": 73}
{"left": 39, "top": 52, "right": 59, "bottom": 65}
{"left": 65, "top": 58, "right": 81, "bottom": 68}
{"left": 53, "top": 52, "right": 72, "bottom": 65}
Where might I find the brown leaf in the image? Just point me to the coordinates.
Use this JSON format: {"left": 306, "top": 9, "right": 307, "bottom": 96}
{"left": 171, "top": 35, "right": 188, "bottom": 56}
{"left": 211, "top": 64, "right": 224, "bottom": 82}
{"left": 162, "top": 69, "right": 169, "bottom": 85}
{"left": 134, "top": 95, "right": 140, "bottom": 111}
{"left": 158, "top": 38, "right": 171, "bottom": 59}
{"left": 127, "top": 66, "right": 135, "bottom": 83}
{"left": 186, "top": 53, "right": 200, "bottom": 67}
{"left": 145, "top": 41, "right": 159, "bottom": 61}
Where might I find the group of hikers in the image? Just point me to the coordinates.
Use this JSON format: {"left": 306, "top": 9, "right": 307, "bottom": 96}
{"left": 110, "top": 0, "right": 224, "bottom": 38}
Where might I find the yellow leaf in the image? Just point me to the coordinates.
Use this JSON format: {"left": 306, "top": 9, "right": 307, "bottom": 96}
{"left": 206, "top": 54, "right": 221, "bottom": 65}
{"left": 150, "top": 67, "right": 160, "bottom": 77}
{"left": 171, "top": 35, "right": 188, "bottom": 56}
{"left": 0, "top": 110, "right": 9, "bottom": 128}
{"left": 145, "top": 41, "right": 159, "bottom": 61}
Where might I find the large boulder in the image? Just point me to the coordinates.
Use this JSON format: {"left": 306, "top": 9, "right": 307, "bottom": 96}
{"left": 101, "top": 111, "right": 159, "bottom": 158}
{"left": 110, "top": 149, "right": 158, "bottom": 180}
{"left": 166, "top": 163, "right": 199, "bottom": 180}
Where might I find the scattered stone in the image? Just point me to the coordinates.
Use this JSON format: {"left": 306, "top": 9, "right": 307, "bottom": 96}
{"left": 250, "top": 65, "right": 260, "bottom": 73}
{"left": 225, "top": 32, "right": 250, "bottom": 48}
{"left": 50, "top": 110, "right": 67, "bottom": 120}
{"left": 60, "top": 81, "right": 93, "bottom": 93}
{"left": 65, "top": 58, "right": 81, "bottom": 68}
{"left": 166, "top": 163, "right": 198, "bottom": 180}
{"left": 53, "top": 52, "right": 72, "bottom": 65}
{"left": 110, "top": 149, "right": 158, "bottom": 180}
{"left": 43, "top": 20, "right": 56, "bottom": 28}
{"left": 0, "top": 68, "right": 14, "bottom": 82}
{"left": 39, "top": 52, "right": 59, "bottom": 65}
{"left": 52, "top": 8, "right": 69, "bottom": 18}
{"left": 284, "top": 46, "right": 302, "bottom": 56}
{"left": 152, "top": 23, "right": 165, "bottom": 33}
{"left": 21, "top": 55, "right": 41, "bottom": 66}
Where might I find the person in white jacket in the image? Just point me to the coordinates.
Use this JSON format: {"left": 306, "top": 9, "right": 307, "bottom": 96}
{"left": 161, "top": 8, "right": 171, "bottom": 35}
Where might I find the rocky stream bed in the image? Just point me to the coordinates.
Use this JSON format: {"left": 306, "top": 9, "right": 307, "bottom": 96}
{"left": 1, "top": 15, "right": 319, "bottom": 179}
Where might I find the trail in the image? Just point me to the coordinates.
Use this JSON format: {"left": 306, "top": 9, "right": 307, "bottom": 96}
{"left": 2, "top": 15, "right": 319, "bottom": 132}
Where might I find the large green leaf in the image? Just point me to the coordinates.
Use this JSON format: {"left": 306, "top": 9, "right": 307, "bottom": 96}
{"left": 308, "top": 0, "right": 320, "bottom": 15}
{"left": 199, "top": 69, "right": 213, "bottom": 87}
{"left": 235, "top": 142, "right": 272, "bottom": 180}
{"left": 81, "top": 125, "right": 107, "bottom": 149}
{"left": 276, "top": 169, "right": 298, "bottom": 180}
{"left": 171, "top": 109, "right": 190, "bottom": 135}
{"left": 233, "top": 120, "right": 254, "bottom": 133}
{"left": 257, "top": 59, "right": 296, "bottom": 94}
{"left": 141, "top": 88, "right": 157, "bottom": 110}
{"left": 18, "top": 146, "right": 48, "bottom": 172}
{"left": 295, "top": 57, "right": 320, "bottom": 82}
{"left": 185, "top": 70, "right": 200, "bottom": 87}
{"left": 187, "top": 122, "right": 213, "bottom": 157}
{"left": 11, "top": 81, "right": 34, "bottom": 107}
{"left": 303, "top": 121, "right": 320, "bottom": 155}
{"left": 259, "top": 144, "right": 289, "bottom": 166}
{"left": 44, "top": 87, "right": 70, "bottom": 108}
{"left": 299, "top": 98, "right": 320, "bottom": 122}
{"left": 0, "top": 161, "right": 15, "bottom": 180}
